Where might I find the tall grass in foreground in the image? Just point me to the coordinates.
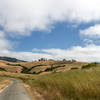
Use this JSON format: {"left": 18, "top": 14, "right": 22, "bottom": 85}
{"left": 25, "top": 68, "right": 100, "bottom": 100}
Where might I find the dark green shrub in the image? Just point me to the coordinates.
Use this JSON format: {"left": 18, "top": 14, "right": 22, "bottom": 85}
{"left": 21, "top": 66, "right": 29, "bottom": 73}
{"left": 71, "top": 67, "right": 78, "bottom": 70}
{"left": 0, "top": 68, "right": 6, "bottom": 71}
{"left": 82, "top": 62, "right": 98, "bottom": 69}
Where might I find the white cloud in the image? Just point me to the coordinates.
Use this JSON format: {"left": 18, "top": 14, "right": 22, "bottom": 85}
{"left": 80, "top": 24, "right": 100, "bottom": 37}
{"left": 0, "top": 50, "right": 53, "bottom": 61}
{"left": 83, "top": 39, "right": 94, "bottom": 46}
{"left": 41, "top": 45, "right": 100, "bottom": 62}
{"left": 0, "top": 31, "right": 12, "bottom": 50}
{"left": 0, "top": 44, "right": 99, "bottom": 62}
{"left": 1, "top": 0, "right": 100, "bottom": 36}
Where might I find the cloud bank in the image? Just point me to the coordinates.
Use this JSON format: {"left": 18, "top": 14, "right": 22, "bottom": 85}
{"left": 0, "top": 44, "right": 100, "bottom": 62}
{"left": 1, "top": 0, "right": 100, "bottom": 35}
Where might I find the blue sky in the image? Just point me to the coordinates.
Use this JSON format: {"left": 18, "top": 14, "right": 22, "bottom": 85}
{"left": 14, "top": 22, "right": 82, "bottom": 52}
{"left": 11, "top": 22, "right": 96, "bottom": 51}
{"left": 1, "top": 0, "right": 100, "bottom": 62}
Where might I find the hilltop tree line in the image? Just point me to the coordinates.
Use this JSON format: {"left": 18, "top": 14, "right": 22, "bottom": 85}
{"left": 37, "top": 58, "right": 77, "bottom": 62}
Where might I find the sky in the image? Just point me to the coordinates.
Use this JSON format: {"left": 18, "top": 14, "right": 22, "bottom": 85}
{"left": 1, "top": 0, "right": 100, "bottom": 62}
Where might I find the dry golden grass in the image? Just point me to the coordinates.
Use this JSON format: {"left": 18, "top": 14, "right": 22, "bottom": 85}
{"left": 0, "top": 60, "right": 23, "bottom": 73}
{"left": 20, "top": 60, "right": 88, "bottom": 74}
{"left": 0, "top": 76, "right": 11, "bottom": 93}
{"left": 0, "top": 71, "right": 35, "bottom": 80}
{"left": 24, "top": 66, "right": 100, "bottom": 100}
{"left": 0, "top": 60, "right": 88, "bottom": 74}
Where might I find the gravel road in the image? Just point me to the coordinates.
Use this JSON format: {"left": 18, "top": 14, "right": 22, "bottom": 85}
{"left": 0, "top": 78, "right": 31, "bottom": 100}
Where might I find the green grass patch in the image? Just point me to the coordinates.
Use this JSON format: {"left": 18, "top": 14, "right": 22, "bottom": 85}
{"left": 82, "top": 62, "right": 98, "bottom": 69}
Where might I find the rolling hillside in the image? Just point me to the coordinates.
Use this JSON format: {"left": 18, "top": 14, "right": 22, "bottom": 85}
{"left": 0, "top": 57, "right": 100, "bottom": 100}
{"left": 0, "top": 58, "right": 88, "bottom": 74}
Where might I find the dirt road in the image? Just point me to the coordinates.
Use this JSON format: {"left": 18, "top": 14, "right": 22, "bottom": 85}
{"left": 0, "top": 78, "right": 31, "bottom": 100}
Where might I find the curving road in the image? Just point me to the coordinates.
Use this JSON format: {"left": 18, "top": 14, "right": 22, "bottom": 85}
{"left": 0, "top": 78, "right": 31, "bottom": 100}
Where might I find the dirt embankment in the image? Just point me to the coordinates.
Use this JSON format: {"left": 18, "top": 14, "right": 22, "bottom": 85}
{"left": 23, "top": 83, "right": 44, "bottom": 100}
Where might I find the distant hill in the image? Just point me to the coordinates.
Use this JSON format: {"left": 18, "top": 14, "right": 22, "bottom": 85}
{"left": 0, "top": 56, "right": 26, "bottom": 62}
{"left": 0, "top": 58, "right": 88, "bottom": 74}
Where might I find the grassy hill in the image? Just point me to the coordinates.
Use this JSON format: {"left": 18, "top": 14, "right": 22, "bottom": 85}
{"left": 0, "top": 60, "right": 88, "bottom": 74}
{"left": 0, "top": 59, "right": 100, "bottom": 100}
{"left": 0, "top": 62, "right": 100, "bottom": 100}
{"left": 0, "top": 60, "right": 23, "bottom": 73}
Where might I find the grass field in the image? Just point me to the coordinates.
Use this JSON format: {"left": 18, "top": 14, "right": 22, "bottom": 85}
{"left": 0, "top": 62, "right": 100, "bottom": 100}
{"left": 23, "top": 66, "right": 100, "bottom": 100}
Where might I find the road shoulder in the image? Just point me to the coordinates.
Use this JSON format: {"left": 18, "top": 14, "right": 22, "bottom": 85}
{"left": 23, "top": 83, "right": 44, "bottom": 100}
{"left": 0, "top": 79, "right": 11, "bottom": 93}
